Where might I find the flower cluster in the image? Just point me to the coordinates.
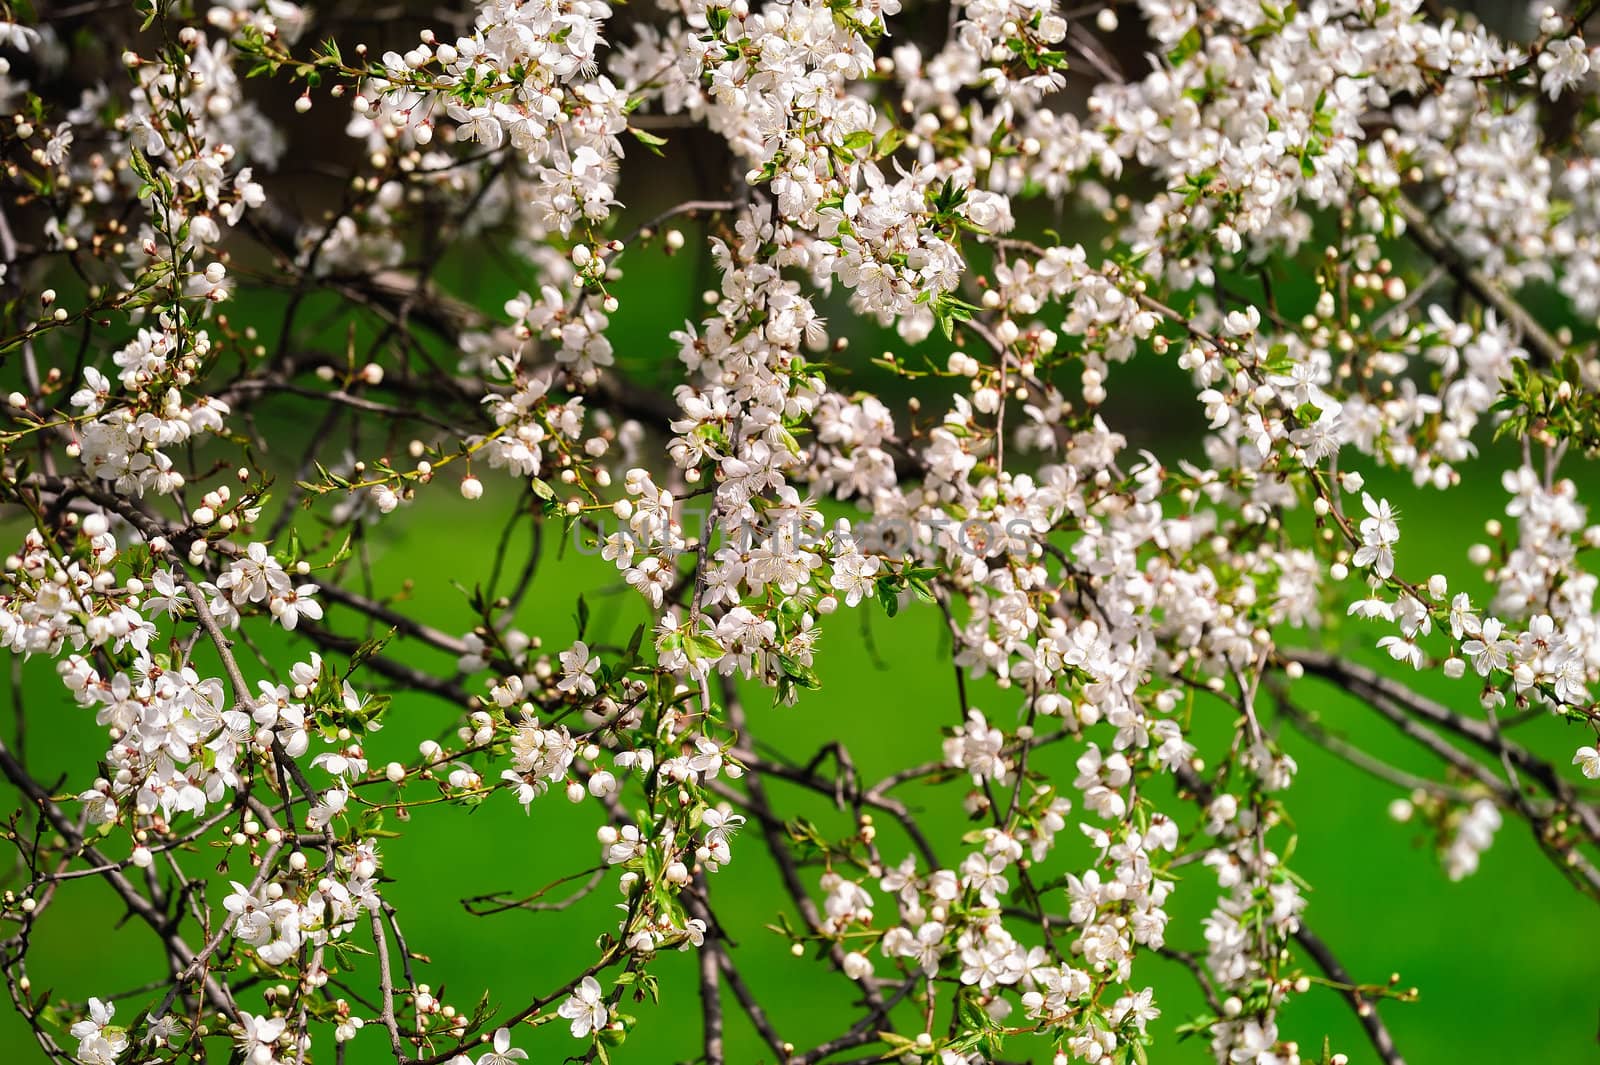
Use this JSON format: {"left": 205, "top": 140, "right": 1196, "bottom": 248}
{"left": 3, "top": 0, "right": 1599, "bottom": 1064}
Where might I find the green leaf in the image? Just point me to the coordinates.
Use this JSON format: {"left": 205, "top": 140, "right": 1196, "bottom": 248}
{"left": 777, "top": 654, "right": 821, "bottom": 690}
{"left": 840, "top": 129, "right": 876, "bottom": 152}
{"left": 876, "top": 577, "right": 901, "bottom": 617}
{"left": 629, "top": 127, "right": 669, "bottom": 155}
{"left": 347, "top": 626, "right": 398, "bottom": 676}
{"left": 684, "top": 633, "right": 726, "bottom": 663}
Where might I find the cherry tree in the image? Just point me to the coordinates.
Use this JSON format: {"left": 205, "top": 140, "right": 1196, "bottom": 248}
{"left": 1, "top": 1, "right": 1598, "bottom": 1064}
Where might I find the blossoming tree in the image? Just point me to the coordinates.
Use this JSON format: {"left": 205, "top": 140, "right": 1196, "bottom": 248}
{"left": 2, "top": 0, "right": 1598, "bottom": 1064}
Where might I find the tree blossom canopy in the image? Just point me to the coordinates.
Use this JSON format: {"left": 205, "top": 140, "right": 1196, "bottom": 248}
{"left": 2, "top": 0, "right": 1600, "bottom": 1064}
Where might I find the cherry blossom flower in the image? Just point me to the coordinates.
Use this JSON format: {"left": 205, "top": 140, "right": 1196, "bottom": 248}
{"left": 557, "top": 976, "right": 608, "bottom": 1038}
